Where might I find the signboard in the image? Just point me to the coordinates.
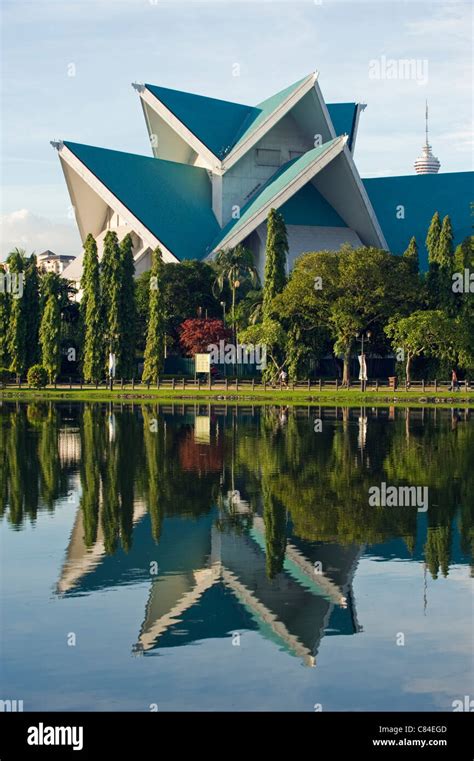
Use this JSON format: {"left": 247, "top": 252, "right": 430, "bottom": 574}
{"left": 195, "top": 353, "right": 210, "bottom": 373}
{"left": 108, "top": 352, "right": 116, "bottom": 378}
{"left": 358, "top": 354, "right": 367, "bottom": 381}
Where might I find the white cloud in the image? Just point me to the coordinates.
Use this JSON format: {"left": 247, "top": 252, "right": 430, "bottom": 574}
{"left": 0, "top": 209, "right": 81, "bottom": 261}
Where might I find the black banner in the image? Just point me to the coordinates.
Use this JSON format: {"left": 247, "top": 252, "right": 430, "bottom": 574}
{"left": 0, "top": 711, "right": 472, "bottom": 759}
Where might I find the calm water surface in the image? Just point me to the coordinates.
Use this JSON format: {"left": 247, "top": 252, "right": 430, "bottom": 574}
{"left": 0, "top": 402, "right": 472, "bottom": 711}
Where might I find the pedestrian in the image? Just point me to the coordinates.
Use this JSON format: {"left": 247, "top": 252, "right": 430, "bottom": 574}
{"left": 450, "top": 369, "right": 460, "bottom": 392}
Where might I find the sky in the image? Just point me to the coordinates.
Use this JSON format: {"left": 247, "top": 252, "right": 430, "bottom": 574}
{"left": 0, "top": 0, "right": 472, "bottom": 259}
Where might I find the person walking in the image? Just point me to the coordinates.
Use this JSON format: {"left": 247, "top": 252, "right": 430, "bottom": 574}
{"left": 450, "top": 369, "right": 460, "bottom": 392}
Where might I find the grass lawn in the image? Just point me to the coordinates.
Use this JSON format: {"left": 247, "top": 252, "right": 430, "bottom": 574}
{"left": 2, "top": 383, "right": 473, "bottom": 408}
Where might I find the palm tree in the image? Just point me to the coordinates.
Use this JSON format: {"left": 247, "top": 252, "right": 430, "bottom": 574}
{"left": 212, "top": 245, "right": 259, "bottom": 339}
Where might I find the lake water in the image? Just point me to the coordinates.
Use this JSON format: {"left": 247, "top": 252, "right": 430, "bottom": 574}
{"left": 0, "top": 401, "right": 472, "bottom": 712}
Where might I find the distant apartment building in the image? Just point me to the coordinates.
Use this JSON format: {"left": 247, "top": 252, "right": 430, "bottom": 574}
{"left": 37, "top": 250, "right": 76, "bottom": 275}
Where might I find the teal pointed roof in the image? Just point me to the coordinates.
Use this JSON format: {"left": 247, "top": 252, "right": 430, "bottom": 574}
{"left": 209, "top": 137, "right": 342, "bottom": 251}
{"left": 327, "top": 103, "right": 358, "bottom": 149}
{"left": 230, "top": 75, "right": 311, "bottom": 153}
{"left": 145, "top": 75, "right": 311, "bottom": 160}
{"left": 280, "top": 182, "right": 346, "bottom": 227}
{"left": 144, "top": 83, "right": 255, "bottom": 159}
{"left": 64, "top": 141, "right": 220, "bottom": 260}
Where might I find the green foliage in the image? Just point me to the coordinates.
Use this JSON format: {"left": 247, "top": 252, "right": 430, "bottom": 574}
{"left": 142, "top": 248, "right": 166, "bottom": 383}
{"left": 39, "top": 293, "right": 61, "bottom": 382}
{"left": 426, "top": 211, "right": 442, "bottom": 266}
{"left": 234, "top": 289, "right": 263, "bottom": 330}
{"left": 136, "top": 260, "right": 218, "bottom": 353}
{"left": 274, "top": 246, "right": 419, "bottom": 382}
{"left": 81, "top": 235, "right": 103, "bottom": 383}
{"left": 0, "top": 265, "right": 11, "bottom": 367}
{"left": 24, "top": 255, "right": 41, "bottom": 368}
{"left": 240, "top": 318, "right": 287, "bottom": 380}
{"left": 118, "top": 234, "right": 136, "bottom": 378}
{"left": 6, "top": 250, "right": 27, "bottom": 377}
{"left": 100, "top": 231, "right": 123, "bottom": 362}
{"left": 437, "top": 215, "right": 454, "bottom": 270}
{"left": 453, "top": 235, "right": 474, "bottom": 272}
{"left": 403, "top": 236, "right": 419, "bottom": 274}
{"left": 27, "top": 364, "right": 48, "bottom": 389}
{"left": 213, "top": 245, "right": 259, "bottom": 331}
{"left": 385, "top": 310, "right": 458, "bottom": 383}
{"left": 263, "top": 208, "right": 287, "bottom": 318}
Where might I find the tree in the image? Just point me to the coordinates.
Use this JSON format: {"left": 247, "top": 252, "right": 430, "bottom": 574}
{"left": 81, "top": 234, "right": 103, "bottom": 383}
{"left": 273, "top": 246, "right": 420, "bottom": 383}
{"left": 453, "top": 235, "right": 474, "bottom": 273}
{"left": 332, "top": 246, "right": 418, "bottom": 385}
{"left": 178, "top": 318, "right": 230, "bottom": 356}
{"left": 100, "top": 231, "right": 123, "bottom": 367}
{"left": 239, "top": 319, "right": 288, "bottom": 380}
{"left": 235, "top": 289, "right": 263, "bottom": 330}
{"left": 385, "top": 310, "right": 458, "bottom": 384}
{"left": 426, "top": 211, "right": 442, "bottom": 266}
{"left": 403, "top": 236, "right": 419, "bottom": 275}
{"left": 213, "top": 245, "right": 259, "bottom": 336}
{"left": 6, "top": 249, "right": 27, "bottom": 378}
{"left": 24, "top": 255, "right": 40, "bottom": 369}
{"left": 118, "top": 234, "right": 136, "bottom": 378}
{"left": 142, "top": 247, "right": 166, "bottom": 383}
{"left": 263, "top": 208, "right": 287, "bottom": 318}
{"left": 40, "top": 291, "right": 61, "bottom": 383}
{"left": 0, "top": 264, "right": 10, "bottom": 367}
{"left": 436, "top": 215, "right": 454, "bottom": 271}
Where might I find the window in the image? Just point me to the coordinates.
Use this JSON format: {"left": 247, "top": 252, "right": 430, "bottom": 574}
{"left": 255, "top": 148, "right": 281, "bottom": 167}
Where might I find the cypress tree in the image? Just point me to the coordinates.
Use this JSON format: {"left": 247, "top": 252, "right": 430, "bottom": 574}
{"left": 6, "top": 251, "right": 27, "bottom": 378}
{"left": 403, "top": 236, "right": 419, "bottom": 274}
{"left": 39, "top": 292, "right": 61, "bottom": 383}
{"left": 142, "top": 247, "right": 165, "bottom": 384}
{"left": 0, "top": 265, "right": 11, "bottom": 367}
{"left": 436, "top": 215, "right": 454, "bottom": 270}
{"left": 454, "top": 235, "right": 474, "bottom": 272}
{"left": 426, "top": 211, "right": 442, "bottom": 266}
{"left": 118, "top": 234, "right": 136, "bottom": 379}
{"left": 263, "top": 208, "right": 288, "bottom": 318}
{"left": 24, "top": 254, "right": 40, "bottom": 369}
{"left": 100, "top": 231, "right": 123, "bottom": 368}
{"left": 81, "top": 235, "right": 103, "bottom": 383}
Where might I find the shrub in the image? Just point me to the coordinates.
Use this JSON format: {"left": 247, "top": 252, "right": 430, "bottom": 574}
{"left": 27, "top": 364, "right": 48, "bottom": 389}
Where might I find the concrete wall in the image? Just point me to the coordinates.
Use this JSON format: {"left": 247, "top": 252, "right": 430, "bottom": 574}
{"left": 220, "top": 113, "right": 313, "bottom": 226}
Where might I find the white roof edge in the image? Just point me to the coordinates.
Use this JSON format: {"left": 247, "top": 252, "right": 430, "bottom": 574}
{"left": 137, "top": 86, "right": 222, "bottom": 171}
{"left": 209, "top": 136, "right": 347, "bottom": 253}
{"left": 350, "top": 103, "right": 367, "bottom": 157}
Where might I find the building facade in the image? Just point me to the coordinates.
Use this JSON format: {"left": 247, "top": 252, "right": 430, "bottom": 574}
{"left": 54, "top": 73, "right": 472, "bottom": 287}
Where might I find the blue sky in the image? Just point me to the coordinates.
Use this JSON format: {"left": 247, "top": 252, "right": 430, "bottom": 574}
{"left": 1, "top": 0, "right": 472, "bottom": 258}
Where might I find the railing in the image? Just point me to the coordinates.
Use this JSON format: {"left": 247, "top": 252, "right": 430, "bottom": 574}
{"left": 2, "top": 377, "right": 472, "bottom": 392}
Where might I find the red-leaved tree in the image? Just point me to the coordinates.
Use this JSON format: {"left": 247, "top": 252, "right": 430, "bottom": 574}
{"left": 178, "top": 318, "right": 231, "bottom": 356}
